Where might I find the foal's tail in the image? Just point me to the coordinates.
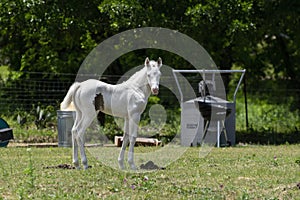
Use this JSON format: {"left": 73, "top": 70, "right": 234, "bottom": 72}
{"left": 61, "top": 82, "right": 80, "bottom": 110}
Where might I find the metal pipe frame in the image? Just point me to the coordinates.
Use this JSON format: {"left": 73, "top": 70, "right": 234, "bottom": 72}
{"left": 172, "top": 69, "right": 246, "bottom": 103}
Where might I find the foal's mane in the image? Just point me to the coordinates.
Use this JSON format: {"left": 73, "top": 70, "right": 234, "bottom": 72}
{"left": 123, "top": 66, "right": 147, "bottom": 84}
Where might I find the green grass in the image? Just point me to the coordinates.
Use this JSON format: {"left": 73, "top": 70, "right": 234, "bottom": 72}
{"left": 0, "top": 145, "right": 299, "bottom": 199}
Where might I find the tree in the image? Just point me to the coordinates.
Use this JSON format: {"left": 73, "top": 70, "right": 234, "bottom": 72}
{"left": 0, "top": 0, "right": 101, "bottom": 74}
{"left": 252, "top": 0, "right": 300, "bottom": 81}
{"left": 1, "top": 0, "right": 300, "bottom": 86}
{"left": 186, "top": 0, "right": 256, "bottom": 69}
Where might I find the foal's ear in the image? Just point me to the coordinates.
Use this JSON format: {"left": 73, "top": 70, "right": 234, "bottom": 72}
{"left": 145, "top": 57, "right": 150, "bottom": 67}
{"left": 157, "top": 57, "right": 162, "bottom": 68}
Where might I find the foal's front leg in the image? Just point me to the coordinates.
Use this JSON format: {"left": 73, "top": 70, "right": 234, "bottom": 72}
{"left": 118, "top": 133, "right": 129, "bottom": 169}
{"left": 128, "top": 135, "right": 137, "bottom": 170}
{"left": 127, "top": 113, "right": 140, "bottom": 170}
{"left": 118, "top": 118, "right": 129, "bottom": 169}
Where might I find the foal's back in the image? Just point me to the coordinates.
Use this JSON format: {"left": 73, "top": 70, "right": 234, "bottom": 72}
{"left": 75, "top": 79, "right": 146, "bottom": 118}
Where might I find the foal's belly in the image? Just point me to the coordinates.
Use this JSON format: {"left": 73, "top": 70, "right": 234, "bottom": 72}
{"left": 100, "top": 88, "right": 147, "bottom": 118}
{"left": 100, "top": 92, "right": 130, "bottom": 118}
{"left": 101, "top": 104, "right": 128, "bottom": 118}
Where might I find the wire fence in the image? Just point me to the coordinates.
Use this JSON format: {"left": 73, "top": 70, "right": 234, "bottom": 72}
{"left": 0, "top": 72, "right": 72, "bottom": 113}
{"left": 0, "top": 71, "right": 299, "bottom": 111}
{"left": 0, "top": 71, "right": 299, "bottom": 134}
{"left": 0, "top": 71, "right": 179, "bottom": 113}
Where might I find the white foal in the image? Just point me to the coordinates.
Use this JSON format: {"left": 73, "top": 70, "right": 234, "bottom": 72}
{"left": 61, "top": 57, "right": 162, "bottom": 170}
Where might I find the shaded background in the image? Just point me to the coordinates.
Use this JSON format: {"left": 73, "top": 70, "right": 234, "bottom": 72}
{"left": 0, "top": 0, "right": 299, "bottom": 143}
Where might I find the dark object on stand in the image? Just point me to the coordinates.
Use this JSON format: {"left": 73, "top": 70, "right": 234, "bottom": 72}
{"left": 196, "top": 80, "right": 233, "bottom": 147}
{"left": 195, "top": 96, "right": 232, "bottom": 147}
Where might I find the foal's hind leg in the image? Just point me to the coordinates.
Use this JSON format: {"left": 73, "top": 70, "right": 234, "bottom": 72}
{"left": 76, "top": 112, "right": 96, "bottom": 170}
{"left": 72, "top": 110, "right": 82, "bottom": 169}
{"left": 72, "top": 129, "right": 79, "bottom": 169}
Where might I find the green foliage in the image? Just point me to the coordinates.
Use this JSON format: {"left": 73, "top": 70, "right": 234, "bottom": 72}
{"left": 0, "top": 0, "right": 100, "bottom": 73}
{"left": 1, "top": 0, "right": 299, "bottom": 82}
{"left": 1, "top": 105, "right": 57, "bottom": 143}
{"left": 232, "top": 78, "right": 300, "bottom": 134}
{"left": 15, "top": 104, "right": 55, "bottom": 130}
{"left": 99, "top": 0, "right": 144, "bottom": 32}
{"left": 186, "top": 0, "right": 256, "bottom": 72}
{"left": 33, "top": 105, "right": 54, "bottom": 130}
{"left": 235, "top": 97, "right": 300, "bottom": 144}
{"left": 1, "top": 0, "right": 300, "bottom": 144}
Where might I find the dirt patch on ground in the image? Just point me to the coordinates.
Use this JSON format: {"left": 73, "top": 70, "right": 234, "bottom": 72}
{"left": 43, "top": 162, "right": 164, "bottom": 171}
{"left": 140, "top": 161, "right": 166, "bottom": 170}
{"left": 44, "top": 164, "right": 75, "bottom": 169}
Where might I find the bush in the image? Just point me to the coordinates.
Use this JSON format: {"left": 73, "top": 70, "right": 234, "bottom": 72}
{"left": 235, "top": 98, "right": 300, "bottom": 134}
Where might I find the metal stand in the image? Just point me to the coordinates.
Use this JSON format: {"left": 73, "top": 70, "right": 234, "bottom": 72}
{"left": 173, "top": 69, "right": 246, "bottom": 147}
{"left": 202, "top": 120, "right": 229, "bottom": 147}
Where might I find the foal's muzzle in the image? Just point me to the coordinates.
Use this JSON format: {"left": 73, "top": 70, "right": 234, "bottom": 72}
{"left": 151, "top": 87, "right": 159, "bottom": 95}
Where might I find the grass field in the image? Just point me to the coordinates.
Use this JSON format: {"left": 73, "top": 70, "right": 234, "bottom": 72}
{"left": 0, "top": 145, "right": 299, "bottom": 199}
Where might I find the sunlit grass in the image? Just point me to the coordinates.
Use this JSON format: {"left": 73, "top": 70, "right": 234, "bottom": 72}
{"left": 0, "top": 145, "right": 299, "bottom": 199}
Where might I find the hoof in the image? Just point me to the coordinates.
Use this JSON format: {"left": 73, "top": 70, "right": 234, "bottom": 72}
{"left": 82, "top": 161, "right": 89, "bottom": 170}
{"left": 128, "top": 162, "right": 137, "bottom": 171}
{"left": 118, "top": 159, "right": 125, "bottom": 170}
{"left": 73, "top": 161, "right": 80, "bottom": 170}
{"left": 83, "top": 165, "right": 89, "bottom": 170}
{"left": 73, "top": 165, "right": 81, "bottom": 170}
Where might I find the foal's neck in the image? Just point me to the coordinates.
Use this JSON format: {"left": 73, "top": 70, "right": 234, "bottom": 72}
{"left": 127, "top": 67, "right": 151, "bottom": 97}
{"left": 135, "top": 67, "right": 151, "bottom": 96}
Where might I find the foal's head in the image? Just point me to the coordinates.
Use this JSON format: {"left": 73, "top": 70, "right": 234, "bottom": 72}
{"left": 145, "top": 57, "right": 162, "bottom": 95}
